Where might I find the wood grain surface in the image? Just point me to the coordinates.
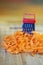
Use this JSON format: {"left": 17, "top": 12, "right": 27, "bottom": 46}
{"left": 0, "top": 25, "right": 43, "bottom": 65}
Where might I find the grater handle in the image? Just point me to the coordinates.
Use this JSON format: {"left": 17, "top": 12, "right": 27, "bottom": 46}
{"left": 23, "top": 13, "right": 35, "bottom": 20}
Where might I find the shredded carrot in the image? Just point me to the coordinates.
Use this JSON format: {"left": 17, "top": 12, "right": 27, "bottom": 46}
{"left": 2, "top": 31, "right": 43, "bottom": 56}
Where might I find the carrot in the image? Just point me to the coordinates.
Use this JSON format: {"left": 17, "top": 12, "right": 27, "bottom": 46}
{"left": 2, "top": 31, "right": 43, "bottom": 56}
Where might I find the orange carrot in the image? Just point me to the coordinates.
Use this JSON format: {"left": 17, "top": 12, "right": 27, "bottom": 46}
{"left": 2, "top": 31, "right": 43, "bottom": 56}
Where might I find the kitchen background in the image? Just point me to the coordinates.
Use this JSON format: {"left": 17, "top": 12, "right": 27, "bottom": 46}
{"left": 0, "top": 1, "right": 43, "bottom": 25}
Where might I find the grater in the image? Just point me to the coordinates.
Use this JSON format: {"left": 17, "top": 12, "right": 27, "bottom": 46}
{"left": 22, "top": 14, "right": 36, "bottom": 33}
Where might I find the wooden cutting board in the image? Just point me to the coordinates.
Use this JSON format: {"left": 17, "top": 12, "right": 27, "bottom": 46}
{"left": 0, "top": 25, "right": 43, "bottom": 65}
{"left": 0, "top": 47, "right": 43, "bottom": 65}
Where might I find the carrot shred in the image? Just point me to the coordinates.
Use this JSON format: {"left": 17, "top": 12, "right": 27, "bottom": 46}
{"left": 2, "top": 31, "right": 43, "bottom": 56}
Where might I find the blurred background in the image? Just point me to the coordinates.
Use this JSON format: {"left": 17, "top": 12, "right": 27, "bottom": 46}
{"left": 0, "top": 0, "right": 43, "bottom": 25}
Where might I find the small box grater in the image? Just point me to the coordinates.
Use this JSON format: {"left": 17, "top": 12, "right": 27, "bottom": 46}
{"left": 22, "top": 14, "right": 36, "bottom": 33}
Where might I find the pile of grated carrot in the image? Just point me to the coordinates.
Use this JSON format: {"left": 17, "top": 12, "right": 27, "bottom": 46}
{"left": 2, "top": 31, "right": 43, "bottom": 56}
